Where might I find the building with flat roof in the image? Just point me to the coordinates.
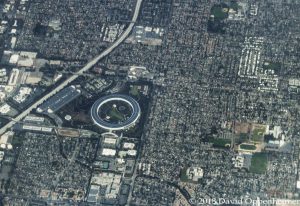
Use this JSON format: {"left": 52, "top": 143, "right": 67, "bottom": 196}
{"left": 25, "top": 72, "right": 43, "bottom": 85}
{"left": 8, "top": 68, "right": 20, "bottom": 86}
{"left": 88, "top": 172, "right": 122, "bottom": 204}
{"left": 24, "top": 115, "right": 44, "bottom": 122}
{"left": 186, "top": 167, "right": 204, "bottom": 182}
{"left": 37, "top": 85, "right": 81, "bottom": 114}
{"left": 104, "top": 137, "right": 117, "bottom": 145}
{"left": 102, "top": 148, "right": 117, "bottom": 156}
{"left": 123, "top": 142, "right": 135, "bottom": 149}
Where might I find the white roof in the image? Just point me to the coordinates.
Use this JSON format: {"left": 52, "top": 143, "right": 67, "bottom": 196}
{"left": 0, "top": 134, "right": 9, "bottom": 144}
{"left": 297, "top": 181, "right": 300, "bottom": 189}
{"left": 19, "top": 51, "right": 37, "bottom": 58}
{"left": 0, "top": 104, "right": 10, "bottom": 114}
{"left": 17, "top": 58, "right": 34, "bottom": 67}
{"left": 0, "top": 92, "right": 6, "bottom": 100}
{"left": 11, "top": 37, "right": 16, "bottom": 48}
{"left": 123, "top": 142, "right": 135, "bottom": 149}
{"left": 104, "top": 137, "right": 117, "bottom": 145}
{"left": 24, "top": 115, "right": 44, "bottom": 122}
{"left": 9, "top": 54, "right": 19, "bottom": 64}
{"left": 127, "top": 150, "right": 137, "bottom": 156}
{"left": 102, "top": 148, "right": 116, "bottom": 156}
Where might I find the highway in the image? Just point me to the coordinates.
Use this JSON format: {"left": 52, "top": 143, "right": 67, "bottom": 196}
{"left": 0, "top": 0, "right": 143, "bottom": 135}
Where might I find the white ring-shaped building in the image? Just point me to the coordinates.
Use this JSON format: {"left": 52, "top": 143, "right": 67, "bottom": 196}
{"left": 91, "top": 94, "right": 141, "bottom": 131}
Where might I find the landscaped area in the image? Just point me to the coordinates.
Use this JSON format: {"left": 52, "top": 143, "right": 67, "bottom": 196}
{"left": 240, "top": 144, "right": 256, "bottom": 151}
{"left": 209, "top": 138, "right": 231, "bottom": 148}
{"left": 230, "top": 1, "right": 239, "bottom": 11}
{"left": 109, "top": 106, "right": 125, "bottom": 121}
{"left": 99, "top": 100, "right": 133, "bottom": 124}
{"left": 263, "top": 62, "right": 281, "bottom": 73}
{"left": 252, "top": 125, "right": 266, "bottom": 142}
{"left": 11, "top": 135, "right": 24, "bottom": 148}
{"left": 249, "top": 153, "right": 268, "bottom": 174}
{"left": 237, "top": 133, "right": 249, "bottom": 144}
{"left": 180, "top": 167, "right": 189, "bottom": 182}
{"left": 211, "top": 4, "right": 228, "bottom": 20}
{"left": 129, "top": 85, "right": 140, "bottom": 97}
{"left": 179, "top": 167, "right": 201, "bottom": 183}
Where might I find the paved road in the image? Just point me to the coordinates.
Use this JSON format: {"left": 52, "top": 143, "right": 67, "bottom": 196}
{"left": 0, "top": 0, "right": 143, "bottom": 135}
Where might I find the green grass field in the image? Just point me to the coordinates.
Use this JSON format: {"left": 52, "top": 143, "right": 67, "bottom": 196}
{"left": 209, "top": 138, "right": 231, "bottom": 148}
{"left": 180, "top": 168, "right": 189, "bottom": 182}
{"left": 263, "top": 62, "right": 281, "bottom": 73}
{"left": 252, "top": 127, "right": 265, "bottom": 142}
{"left": 240, "top": 133, "right": 249, "bottom": 140}
{"left": 109, "top": 107, "right": 125, "bottom": 121}
{"left": 230, "top": 2, "right": 239, "bottom": 11}
{"left": 211, "top": 4, "right": 228, "bottom": 20}
{"left": 240, "top": 144, "right": 256, "bottom": 150}
{"left": 180, "top": 167, "right": 200, "bottom": 183}
{"left": 11, "top": 136, "right": 24, "bottom": 147}
{"left": 237, "top": 133, "right": 249, "bottom": 144}
{"left": 129, "top": 86, "right": 140, "bottom": 97}
{"left": 250, "top": 153, "right": 268, "bottom": 174}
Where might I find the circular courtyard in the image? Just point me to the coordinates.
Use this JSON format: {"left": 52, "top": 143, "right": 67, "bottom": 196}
{"left": 91, "top": 94, "right": 141, "bottom": 131}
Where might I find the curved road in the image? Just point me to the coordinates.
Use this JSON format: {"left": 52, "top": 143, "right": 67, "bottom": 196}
{"left": 0, "top": 0, "right": 143, "bottom": 135}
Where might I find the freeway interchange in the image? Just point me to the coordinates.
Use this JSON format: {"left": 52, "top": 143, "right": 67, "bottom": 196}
{"left": 0, "top": 0, "right": 143, "bottom": 135}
